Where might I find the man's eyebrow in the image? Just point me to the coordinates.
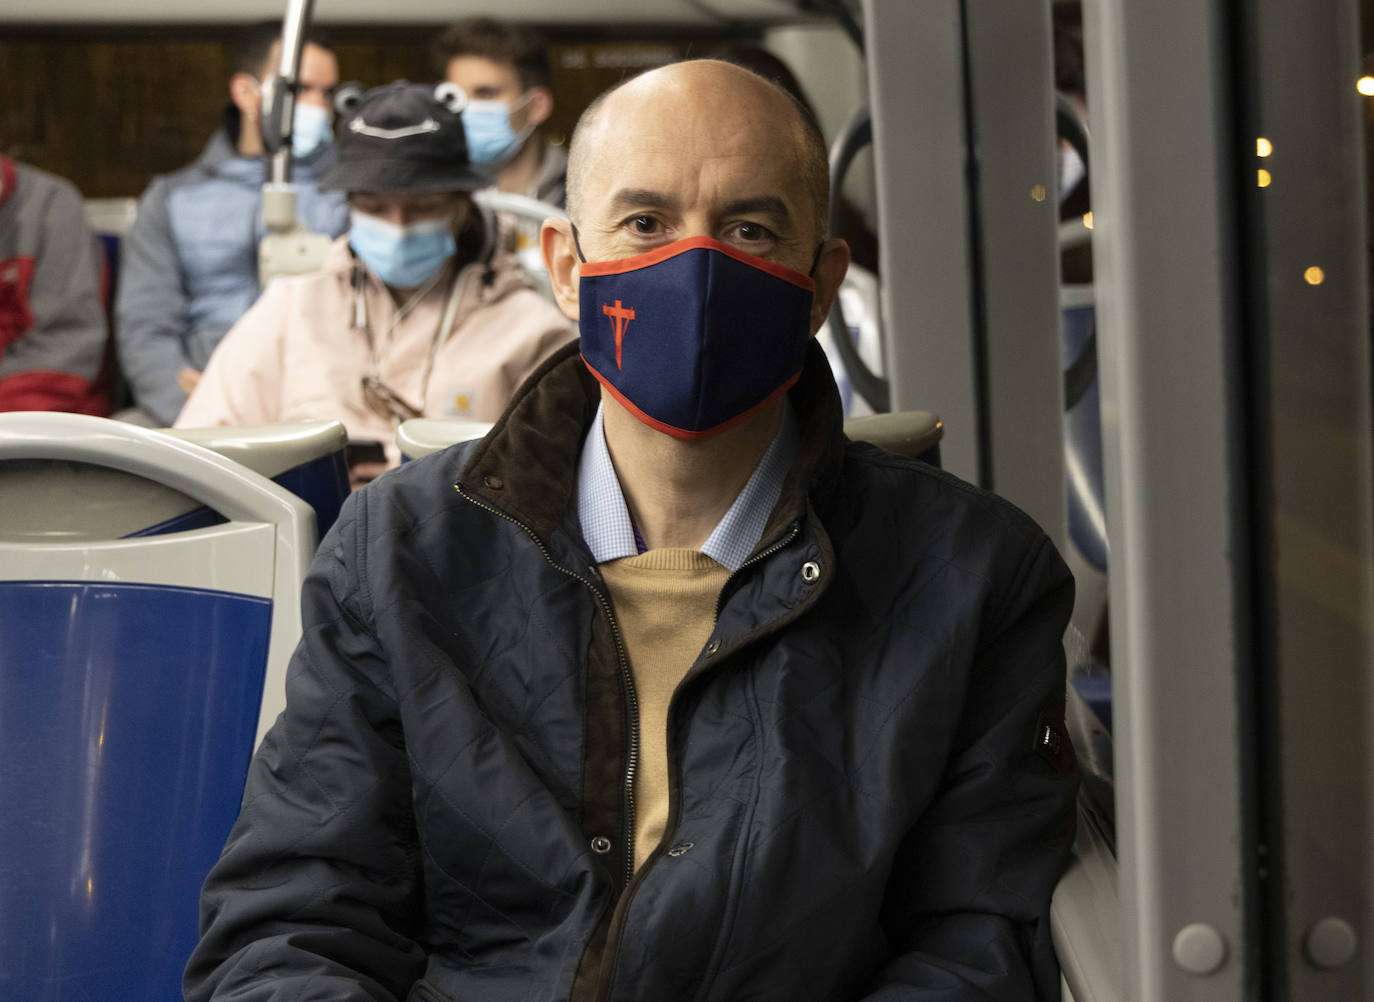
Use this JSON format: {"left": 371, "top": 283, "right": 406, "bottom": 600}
{"left": 721, "top": 195, "right": 792, "bottom": 223}
{"left": 606, "top": 188, "right": 679, "bottom": 214}
{"left": 605, "top": 191, "right": 794, "bottom": 226}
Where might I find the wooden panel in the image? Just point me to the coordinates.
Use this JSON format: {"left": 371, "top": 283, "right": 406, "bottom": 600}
{"left": 0, "top": 25, "right": 742, "bottom": 200}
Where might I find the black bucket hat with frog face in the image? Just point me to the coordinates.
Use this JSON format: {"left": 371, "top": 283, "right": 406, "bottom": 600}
{"left": 319, "top": 81, "right": 491, "bottom": 193}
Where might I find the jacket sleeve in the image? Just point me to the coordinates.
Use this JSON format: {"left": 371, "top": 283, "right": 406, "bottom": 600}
{"left": 859, "top": 534, "right": 1079, "bottom": 1002}
{"left": 174, "top": 279, "right": 286, "bottom": 428}
{"left": 0, "top": 176, "right": 108, "bottom": 413}
{"left": 183, "top": 493, "right": 428, "bottom": 1002}
{"left": 115, "top": 177, "right": 193, "bottom": 425}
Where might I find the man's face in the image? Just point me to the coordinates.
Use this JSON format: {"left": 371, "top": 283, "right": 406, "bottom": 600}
{"left": 542, "top": 61, "right": 847, "bottom": 335}
{"left": 350, "top": 191, "right": 470, "bottom": 230}
{"left": 296, "top": 43, "right": 340, "bottom": 109}
{"left": 446, "top": 55, "right": 530, "bottom": 124}
{"left": 256, "top": 41, "right": 339, "bottom": 109}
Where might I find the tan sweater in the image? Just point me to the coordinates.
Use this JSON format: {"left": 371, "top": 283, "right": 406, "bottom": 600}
{"left": 599, "top": 549, "right": 731, "bottom": 870}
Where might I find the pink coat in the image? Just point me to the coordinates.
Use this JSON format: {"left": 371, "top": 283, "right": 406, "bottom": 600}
{"left": 176, "top": 237, "right": 575, "bottom": 462}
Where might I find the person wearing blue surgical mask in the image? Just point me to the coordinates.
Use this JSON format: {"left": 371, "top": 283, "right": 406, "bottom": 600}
{"left": 290, "top": 100, "right": 335, "bottom": 160}
{"left": 435, "top": 17, "right": 564, "bottom": 207}
{"left": 115, "top": 23, "right": 349, "bottom": 426}
{"left": 175, "top": 82, "right": 575, "bottom": 488}
{"left": 347, "top": 191, "right": 470, "bottom": 295}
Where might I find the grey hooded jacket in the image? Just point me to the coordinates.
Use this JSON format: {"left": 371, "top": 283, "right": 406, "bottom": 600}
{"left": 114, "top": 117, "right": 348, "bottom": 424}
{"left": 185, "top": 341, "right": 1078, "bottom": 1002}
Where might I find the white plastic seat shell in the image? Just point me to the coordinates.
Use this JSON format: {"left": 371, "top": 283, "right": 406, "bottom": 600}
{"left": 0, "top": 411, "right": 315, "bottom": 746}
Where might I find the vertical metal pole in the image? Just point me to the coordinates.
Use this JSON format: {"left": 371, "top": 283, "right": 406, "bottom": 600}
{"left": 1081, "top": 0, "right": 1251, "bottom": 999}
{"left": 267, "top": 0, "right": 314, "bottom": 188}
{"left": 861, "top": 0, "right": 980, "bottom": 482}
{"left": 963, "top": 0, "right": 1065, "bottom": 545}
{"left": 862, "top": 0, "right": 1064, "bottom": 543}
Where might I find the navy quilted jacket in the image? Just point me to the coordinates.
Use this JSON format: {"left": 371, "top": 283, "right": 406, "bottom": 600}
{"left": 186, "top": 341, "right": 1078, "bottom": 1002}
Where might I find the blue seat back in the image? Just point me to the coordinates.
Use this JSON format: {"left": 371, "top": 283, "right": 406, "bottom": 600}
{"left": 0, "top": 413, "right": 314, "bottom": 1002}
{"left": 0, "top": 581, "right": 271, "bottom": 1001}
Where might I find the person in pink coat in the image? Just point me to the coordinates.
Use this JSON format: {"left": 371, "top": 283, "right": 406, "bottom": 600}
{"left": 176, "top": 81, "right": 574, "bottom": 485}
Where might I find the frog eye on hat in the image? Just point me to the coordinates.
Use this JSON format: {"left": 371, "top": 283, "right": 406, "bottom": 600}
{"left": 334, "top": 82, "right": 365, "bottom": 117}
{"left": 434, "top": 82, "right": 468, "bottom": 115}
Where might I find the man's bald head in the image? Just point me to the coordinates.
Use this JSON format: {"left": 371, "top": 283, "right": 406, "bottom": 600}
{"left": 565, "top": 59, "right": 830, "bottom": 241}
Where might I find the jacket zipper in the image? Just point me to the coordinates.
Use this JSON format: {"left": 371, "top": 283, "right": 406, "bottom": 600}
{"left": 457, "top": 486, "right": 803, "bottom": 1002}
{"left": 714, "top": 520, "right": 802, "bottom": 619}
{"left": 593, "top": 520, "right": 808, "bottom": 1002}
{"left": 454, "top": 484, "right": 640, "bottom": 887}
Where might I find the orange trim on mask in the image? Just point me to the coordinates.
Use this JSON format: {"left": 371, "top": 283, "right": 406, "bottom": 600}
{"left": 582, "top": 354, "right": 801, "bottom": 441}
{"left": 577, "top": 236, "right": 816, "bottom": 292}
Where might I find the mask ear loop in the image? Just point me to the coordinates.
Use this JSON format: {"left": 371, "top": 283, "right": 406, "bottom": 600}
{"left": 808, "top": 241, "right": 824, "bottom": 278}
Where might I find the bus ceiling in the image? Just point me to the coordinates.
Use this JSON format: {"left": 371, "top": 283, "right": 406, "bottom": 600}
{"left": 5, "top": 0, "right": 836, "bottom": 25}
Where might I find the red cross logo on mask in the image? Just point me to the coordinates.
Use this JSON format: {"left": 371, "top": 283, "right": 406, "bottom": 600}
{"left": 602, "top": 300, "right": 636, "bottom": 370}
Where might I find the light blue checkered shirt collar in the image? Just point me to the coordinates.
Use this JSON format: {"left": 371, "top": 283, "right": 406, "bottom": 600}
{"left": 576, "top": 402, "right": 799, "bottom": 573}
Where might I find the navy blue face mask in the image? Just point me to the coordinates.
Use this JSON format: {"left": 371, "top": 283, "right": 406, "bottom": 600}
{"left": 577, "top": 236, "right": 817, "bottom": 440}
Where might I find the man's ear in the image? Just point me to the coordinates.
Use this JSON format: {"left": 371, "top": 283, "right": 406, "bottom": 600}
{"left": 525, "top": 86, "right": 554, "bottom": 129}
{"left": 541, "top": 217, "right": 581, "bottom": 323}
{"left": 229, "top": 72, "right": 261, "bottom": 120}
{"left": 808, "top": 237, "right": 851, "bottom": 337}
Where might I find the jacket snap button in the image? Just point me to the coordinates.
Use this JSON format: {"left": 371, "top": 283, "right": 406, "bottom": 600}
{"left": 667, "top": 841, "right": 695, "bottom": 857}
{"left": 483, "top": 474, "right": 504, "bottom": 490}
{"left": 590, "top": 835, "right": 612, "bottom": 854}
{"left": 705, "top": 638, "right": 720, "bottom": 656}
{"left": 801, "top": 561, "right": 821, "bottom": 583}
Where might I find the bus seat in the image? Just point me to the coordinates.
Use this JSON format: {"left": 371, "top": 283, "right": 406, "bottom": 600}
{"left": 170, "top": 421, "right": 349, "bottom": 540}
{"left": 474, "top": 189, "right": 565, "bottom": 303}
{"left": 0, "top": 411, "right": 313, "bottom": 1002}
{"left": 395, "top": 411, "right": 942, "bottom": 469}
{"left": 6, "top": 420, "right": 349, "bottom": 542}
{"left": 818, "top": 262, "right": 885, "bottom": 419}
{"left": 1051, "top": 787, "right": 1122, "bottom": 1002}
{"left": 394, "top": 412, "right": 942, "bottom": 468}
{"left": 843, "top": 409, "right": 943, "bottom": 466}
{"left": 1062, "top": 290, "right": 1107, "bottom": 573}
{"left": 397, "top": 417, "right": 496, "bottom": 461}
{"left": 84, "top": 198, "right": 138, "bottom": 308}
{"left": 83, "top": 199, "right": 139, "bottom": 411}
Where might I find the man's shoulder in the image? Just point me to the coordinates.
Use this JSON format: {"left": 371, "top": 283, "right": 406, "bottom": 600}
{"left": 476, "top": 250, "right": 569, "bottom": 325}
{"left": 486, "top": 274, "right": 574, "bottom": 330}
{"left": 837, "top": 442, "right": 1058, "bottom": 575}
{"left": 139, "top": 130, "right": 252, "bottom": 202}
{"left": 351, "top": 439, "right": 486, "bottom": 531}
{"left": 11, "top": 161, "right": 82, "bottom": 206}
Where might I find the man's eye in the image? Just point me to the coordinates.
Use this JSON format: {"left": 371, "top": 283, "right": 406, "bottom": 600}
{"left": 735, "top": 221, "right": 775, "bottom": 242}
{"left": 630, "top": 216, "right": 658, "bottom": 234}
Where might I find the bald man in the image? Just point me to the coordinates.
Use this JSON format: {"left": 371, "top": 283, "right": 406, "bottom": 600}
{"left": 185, "top": 61, "right": 1078, "bottom": 1002}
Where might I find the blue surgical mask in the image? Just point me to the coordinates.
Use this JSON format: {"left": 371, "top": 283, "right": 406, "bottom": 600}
{"left": 348, "top": 211, "right": 456, "bottom": 289}
{"left": 462, "top": 95, "right": 536, "bottom": 166}
{"left": 292, "top": 102, "right": 334, "bottom": 160}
